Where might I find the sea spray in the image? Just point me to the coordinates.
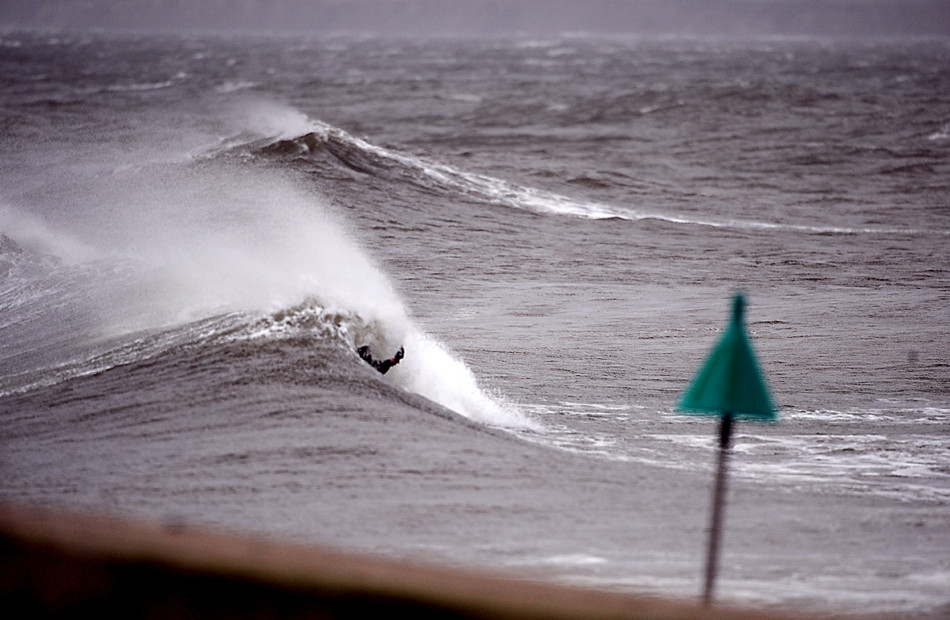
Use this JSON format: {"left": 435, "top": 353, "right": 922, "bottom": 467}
{"left": 0, "top": 205, "right": 100, "bottom": 266}
{"left": 2, "top": 134, "right": 529, "bottom": 427}
{"left": 398, "top": 328, "right": 536, "bottom": 429}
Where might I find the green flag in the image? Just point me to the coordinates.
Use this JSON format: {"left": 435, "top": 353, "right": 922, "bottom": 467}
{"left": 676, "top": 294, "right": 776, "bottom": 421}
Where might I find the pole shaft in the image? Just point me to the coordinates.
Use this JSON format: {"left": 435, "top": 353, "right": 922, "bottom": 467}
{"left": 703, "top": 413, "right": 733, "bottom": 607}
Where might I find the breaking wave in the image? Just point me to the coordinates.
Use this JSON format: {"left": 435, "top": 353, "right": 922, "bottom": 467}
{"left": 234, "top": 105, "right": 948, "bottom": 237}
{"left": 0, "top": 121, "right": 533, "bottom": 429}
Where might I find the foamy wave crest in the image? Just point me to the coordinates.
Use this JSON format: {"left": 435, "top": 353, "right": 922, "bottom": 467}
{"left": 244, "top": 105, "right": 947, "bottom": 237}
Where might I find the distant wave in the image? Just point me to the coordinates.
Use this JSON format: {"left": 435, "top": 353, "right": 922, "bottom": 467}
{"left": 104, "top": 80, "right": 177, "bottom": 93}
{"left": 242, "top": 112, "right": 948, "bottom": 238}
{"left": 927, "top": 121, "right": 950, "bottom": 142}
{"left": 215, "top": 80, "right": 258, "bottom": 94}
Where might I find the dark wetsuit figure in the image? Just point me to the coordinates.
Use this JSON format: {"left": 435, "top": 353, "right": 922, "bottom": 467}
{"left": 358, "top": 345, "right": 404, "bottom": 375}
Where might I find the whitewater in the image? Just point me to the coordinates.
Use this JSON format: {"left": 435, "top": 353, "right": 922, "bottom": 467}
{"left": 1, "top": 31, "right": 948, "bottom": 618}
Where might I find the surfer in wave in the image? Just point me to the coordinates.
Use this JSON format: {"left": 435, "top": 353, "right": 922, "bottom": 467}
{"left": 357, "top": 345, "right": 404, "bottom": 375}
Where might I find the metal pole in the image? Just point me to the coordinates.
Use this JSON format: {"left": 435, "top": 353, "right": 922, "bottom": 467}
{"left": 703, "top": 412, "right": 733, "bottom": 606}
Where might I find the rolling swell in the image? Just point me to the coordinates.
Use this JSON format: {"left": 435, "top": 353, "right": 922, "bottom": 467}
{"left": 243, "top": 115, "right": 949, "bottom": 237}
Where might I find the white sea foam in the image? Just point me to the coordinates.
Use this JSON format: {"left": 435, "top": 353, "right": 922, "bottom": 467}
{"left": 399, "top": 329, "right": 536, "bottom": 429}
{"left": 519, "top": 399, "right": 950, "bottom": 502}
{"left": 216, "top": 80, "right": 257, "bottom": 94}
{"left": 536, "top": 553, "right": 608, "bottom": 567}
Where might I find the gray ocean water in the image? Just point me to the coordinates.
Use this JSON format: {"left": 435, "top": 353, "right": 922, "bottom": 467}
{"left": 1, "top": 31, "right": 949, "bottom": 617}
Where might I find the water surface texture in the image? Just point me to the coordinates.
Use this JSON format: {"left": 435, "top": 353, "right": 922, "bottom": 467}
{"left": 1, "top": 32, "right": 948, "bottom": 617}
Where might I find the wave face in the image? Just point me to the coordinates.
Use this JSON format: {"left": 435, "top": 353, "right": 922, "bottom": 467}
{"left": 1, "top": 33, "right": 949, "bottom": 618}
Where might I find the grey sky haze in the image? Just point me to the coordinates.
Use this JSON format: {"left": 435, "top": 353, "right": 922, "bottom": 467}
{"left": 2, "top": 0, "right": 949, "bottom": 37}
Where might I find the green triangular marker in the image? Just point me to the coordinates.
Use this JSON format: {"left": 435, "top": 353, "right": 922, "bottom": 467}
{"left": 674, "top": 293, "right": 777, "bottom": 607}
{"left": 677, "top": 293, "right": 775, "bottom": 421}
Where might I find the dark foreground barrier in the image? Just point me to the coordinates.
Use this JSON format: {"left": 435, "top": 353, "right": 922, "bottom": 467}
{"left": 0, "top": 503, "right": 814, "bottom": 620}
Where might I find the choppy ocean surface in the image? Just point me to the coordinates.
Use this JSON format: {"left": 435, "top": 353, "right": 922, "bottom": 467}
{"left": 1, "top": 31, "right": 948, "bottom": 617}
